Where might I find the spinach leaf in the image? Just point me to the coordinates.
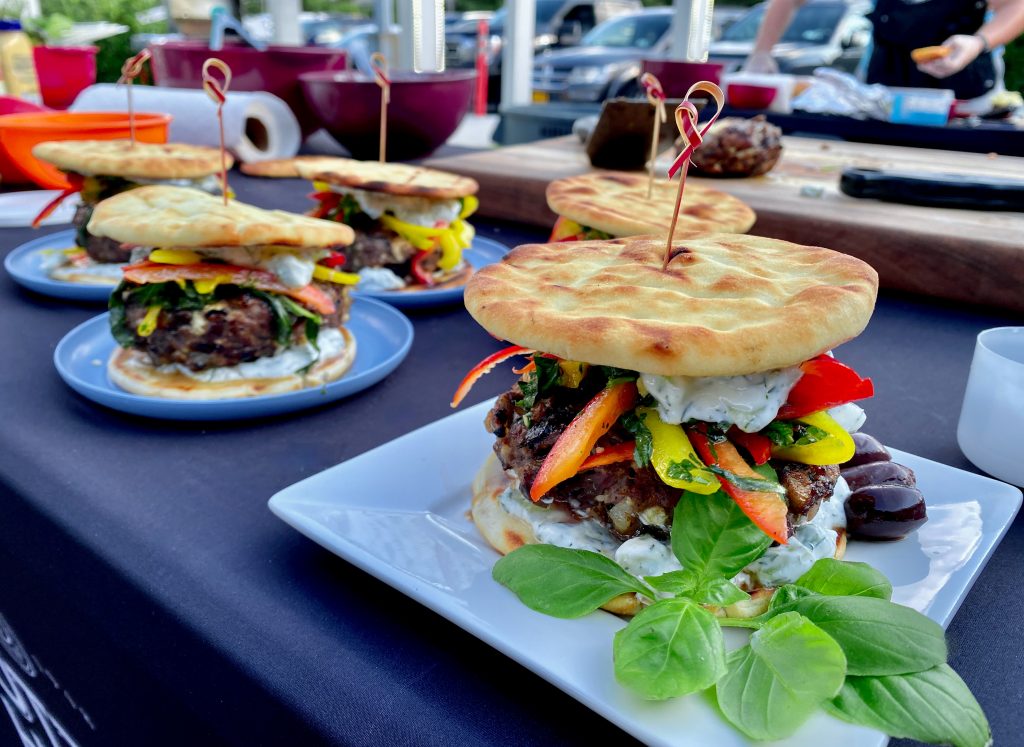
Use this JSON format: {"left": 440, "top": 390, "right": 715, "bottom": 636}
{"left": 107, "top": 283, "right": 135, "bottom": 347}
{"left": 613, "top": 598, "right": 726, "bottom": 699}
{"left": 796, "top": 558, "right": 893, "bottom": 600}
{"left": 534, "top": 355, "right": 561, "bottom": 394}
{"left": 643, "top": 569, "right": 698, "bottom": 595}
{"left": 762, "top": 420, "right": 829, "bottom": 447}
{"left": 516, "top": 376, "right": 539, "bottom": 411}
{"left": 492, "top": 545, "right": 652, "bottom": 619}
{"left": 248, "top": 289, "right": 295, "bottom": 346}
{"left": 692, "top": 577, "right": 749, "bottom": 607}
{"left": 598, "top": 365, "right": 637, "bottom": 384}
{"left": 620, "top": 410, "right": 653, "bottom": 468}
{"left": 716, "top": 611, "right": 847, "bottom": 741}
{"left": 671, "top": 489, "right": 773, "bottom": 582}
{"left": 784, "top": 595, "right": 947, "bottom": 676}
{"left": 825, "top": 664, "right": 991, "bottom": 747}
{"left": 279, "top": 295, "right": 322, "bottom": 348}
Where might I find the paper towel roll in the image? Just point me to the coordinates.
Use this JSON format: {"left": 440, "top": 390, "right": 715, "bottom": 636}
{"left": 70, "top": 84, "right": 302, "bottom": 162}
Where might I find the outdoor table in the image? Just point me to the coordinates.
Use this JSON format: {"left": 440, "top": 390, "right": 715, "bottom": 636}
{"left": 0, "top": 173, "right": 1020, "bottom": 746}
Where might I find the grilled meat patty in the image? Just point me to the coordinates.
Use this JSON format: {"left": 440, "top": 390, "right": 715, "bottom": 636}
{"left": 486, "top": 384, "right": 839, "bottom": 542}
{"left": 73, "top": 203, "right": 132, "bottom": 264}
{"left": 122, "top": 282, "right": 351, "bottom": 370}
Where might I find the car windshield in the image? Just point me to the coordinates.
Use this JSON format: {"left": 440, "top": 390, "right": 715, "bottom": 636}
{"left": 721, "top": 3, "right": 845, "bottom": 44}
{"left": 490, "top": 0, "right": 563, "bottom": 34}
{"left": 580, "top": 13, "right": 671, "bottom": 48}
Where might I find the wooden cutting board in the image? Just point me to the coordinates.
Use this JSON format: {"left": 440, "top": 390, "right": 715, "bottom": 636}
{"left": 425, "top": 136, "right": 1024, "bottom": 313}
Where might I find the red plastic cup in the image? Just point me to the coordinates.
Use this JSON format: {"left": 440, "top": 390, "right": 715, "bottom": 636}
{"left": 33, "top": 45, "right": 99, "bottom": 110}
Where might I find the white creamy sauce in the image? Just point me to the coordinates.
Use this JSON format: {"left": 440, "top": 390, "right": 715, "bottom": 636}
{"left": 264, "top": 253, "right": 314, "bottom": 289}
{"left": 357, "top": 267, "right": 406, "bottom": 291}
{"left": 614, "top": 536, "right": 682, "bottom": 578}
{"left": 132, "top": 175, "right": 224, "bottom": 193}
{"left": 640, "top": 367, "right": 803, "bottom": 433}
{"left": 499, "top": 486, "right": 619, "bottom": 554}
{"left": 329, "top": 185, "right": 461, "bottom": 228}
{"left": 828, "top": 402, "right": 866, "bottom": 433}
{"left": 742, "top": 477, "right": 851, "bottom": 588}
{"left": 156, "top": 327, "right": 345, "bottom": 383}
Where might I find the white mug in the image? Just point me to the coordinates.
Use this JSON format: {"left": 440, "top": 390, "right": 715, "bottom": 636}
{"left": 957, "top": 327, "right": 1024, "bottom": 486}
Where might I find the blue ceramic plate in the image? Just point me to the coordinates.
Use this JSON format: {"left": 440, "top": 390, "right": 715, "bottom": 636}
{"left": 354, "top": 236, "right": 508, "bottom": 309}
{"left": 4, "top": 229, "right": 115, "bottom": 303}
{"left": 53, "top": 297, "right": 413, "bottom": 421}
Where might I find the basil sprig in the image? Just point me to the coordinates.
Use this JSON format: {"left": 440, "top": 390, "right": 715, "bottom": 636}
{"left": 492, "top": 489, "right": 990, "bottom": 745}
{"left": 619, "top": 410, "right": 653, "bottom": 468}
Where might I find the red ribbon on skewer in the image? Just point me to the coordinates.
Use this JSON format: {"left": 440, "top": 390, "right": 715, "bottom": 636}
{"left": 662, "top": 81, "right": 725, "bottom": 269}
{"left": 202, "top": 58, "right": 232, "bottom": 206}
{"left": 118, "top": 49, "right": 151, "bottom": 148}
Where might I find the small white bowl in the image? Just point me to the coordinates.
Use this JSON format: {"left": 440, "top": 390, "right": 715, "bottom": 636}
{"left": 957, "top": 327, "right": 1024, "bottom": 486}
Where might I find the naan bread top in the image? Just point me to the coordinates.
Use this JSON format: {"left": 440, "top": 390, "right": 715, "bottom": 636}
{"left": 240, "top": 156, "right": 337, "bottom": 178}
{"left": 464, "top": 234, "right": 878, "bottom": 377}
{"left": 296, "top": 157, "right": 478, "bottom": 199}
{"left": 88, "top": 186, "right": 354, "bottom": 248}
{"left": 33, "top": 140, "right": 231, "bottom": 180}
{"left": 546, "top": 171, "right": 756, "bottom": 236}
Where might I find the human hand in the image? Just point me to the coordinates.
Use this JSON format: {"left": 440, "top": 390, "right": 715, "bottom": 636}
{"left": 743, "top": 51, "right": 779, "bottom": 74}
{"left": 916, "top": 34, "right": 985, "bottom": 78}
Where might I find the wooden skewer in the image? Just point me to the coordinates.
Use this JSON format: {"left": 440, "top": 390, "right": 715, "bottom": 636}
{"left": 118, "top": 50, "right": 152, "bottom": 149}
{"left": 639, "top": 73, "right": 667, "bottom": 199}
{"left": 370, "top": 53, "right": 391, "bottom": 163}
{"left": 202, "top": 58, "right": 233, "bottom": 206}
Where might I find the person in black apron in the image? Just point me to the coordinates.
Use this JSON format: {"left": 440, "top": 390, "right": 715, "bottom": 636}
{"left": 744, "top": 0, "right": 1024, "bottom": 101}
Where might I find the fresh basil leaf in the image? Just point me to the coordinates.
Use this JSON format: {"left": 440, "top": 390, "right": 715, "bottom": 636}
{"left": 643, "top": 569, "right": 699, "bottom": 595}
{"left": 769, "top": 584, "right": 818, "bottom": 612}
{"left": 613, "top": 598, "right": 726, "bottom": 699}
{"left": 516, "top": 375, "right": 539, "bottom": 410}
{"left": 671, "top": 490, "right": 773, "bottom": 582}
{"left": 598, "top": 366, "right": 637, "bottom": 384}
{"left": 620, "top": 411, "right": 653, "bottom": 468}
{"left": 796, "top": 558, "right": 893, "bottom": 600}
{"left": 533, "top": 355, "right": 561, "bottom": 395}
{"left": 665, "top": 458, "right": 719, "bottom": 489}
{"left": 786, "top": 595, "right": 947, "bottom": 676}
{"left": 693, "top": 577, "right": 749, "bottom": 606}
{"left": 716, "top": 611, "right": 847, "bottom": 740}
{"left": 492, "top": 545, "right": 651, "bottom": 619}
{"left": 761, "top": 421, "right": 830, "bottom": 447}
{"left": 703, "top": 463, "right": 787, "bottom": 495}
{"left": 793, "top": 423, "right": 830, "bottom": 446}
{"left": 824, "top": 664, "right": 991, "bottom": 747}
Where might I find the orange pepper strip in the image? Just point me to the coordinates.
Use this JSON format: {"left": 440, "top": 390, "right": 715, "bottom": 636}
{"left": 451, "top": 345, "right": 533, "bottom": 408}
{"left": 530, "top": 381, "right": 638, "bottom": 501}
{"left": 578, "top": 441, "right": 635, "bottom": 472}
{"left": 687, "top": 429, "right": 789, "bottom": 545}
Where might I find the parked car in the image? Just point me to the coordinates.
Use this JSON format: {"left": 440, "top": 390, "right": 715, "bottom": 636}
{"left": 447, "top": 0, "right": 641, "bottom": 104}
{"left": 708, "top": 0, "right": 872, "bottom": 74}
{"left": 531, "top": 8, "right": 673, "bottom": 103}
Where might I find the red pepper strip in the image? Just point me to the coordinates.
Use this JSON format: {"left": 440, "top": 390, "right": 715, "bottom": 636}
{"left": 321, "top": 252, "right": 347, "bottom": 268}
{"left": 578, "top": 441, "right": 636, "bottom": 472}
{"left": 451, "top": 345, "right": 534, "bottom": 408}
{"left": 121, "top": 261, "right": 336, "bottom": 316}
{"left": 727, "top": 427, "right": 772, "bottom": 466}
{"left": 531, "top": 381, "right": 639, "bottom": 501}
{"left": 307, "top": 192, "right": 341, "bottom": 219}
{"left": 410, "top": 251, "right": 435, "bottom": 287}
{"left": 687, "top": 428, "right": 789, "bottom": 545}
{"left": 777, "top": 355, "right": 874, "bottom": 420}
{"left": 31, "top": 174, "right": 85, "bottom": 228}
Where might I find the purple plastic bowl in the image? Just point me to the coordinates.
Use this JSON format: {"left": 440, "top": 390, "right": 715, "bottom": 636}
{"left": 148, "top": 41, "right": 347, "bottom": 136}
{"left": 300, "top": 69, "right": 476, "bottom": 161}
{"left": 640, "top": 59, "right": 725, "bottom": 98}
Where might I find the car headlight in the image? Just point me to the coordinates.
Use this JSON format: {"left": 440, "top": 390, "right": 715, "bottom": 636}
{"left": 567, "top": 65, "right": 613, "bottom": 85}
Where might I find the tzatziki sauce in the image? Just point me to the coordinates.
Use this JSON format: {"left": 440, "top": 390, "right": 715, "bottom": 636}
{"left": 328, "top": 185, "right": 462, "bottom": 228}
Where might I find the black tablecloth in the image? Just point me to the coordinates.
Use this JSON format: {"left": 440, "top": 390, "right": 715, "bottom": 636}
{"left": 0, "top": 175, "right": 1020, "bottom": 747}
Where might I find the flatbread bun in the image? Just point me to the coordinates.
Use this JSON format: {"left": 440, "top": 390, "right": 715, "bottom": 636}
{"left": 88, "top": 186, "right": 355, "bottom": 249}
{"left": 471, "top": 454, "right": 847, "bottom": 619}
{"left": 240, "top": 156, "right": 337, "bottom": 178}
{"left": 911, "top": 45, "right": 951, "bottom": 63}
{"left": 32, "top": 140, "right": 231, "bottom": 180}
{"left": 108, "top": 327, "right": 356, "bottom": 399}
{"left": 295, "top": 157, "right": 478, "bottom": 199}
{"left": 546, "top": 172, "right": 756, "bottom": 236}
{"left": 465, "top": 234, "right": 877, "bottom": 377}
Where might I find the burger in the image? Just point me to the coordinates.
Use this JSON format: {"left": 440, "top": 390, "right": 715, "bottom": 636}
{"left": 294, "top": 158, "right": 479, "bottom": 292}
{"left": 545, "top": 171, "right": 756, "bottom": 242}
{"left": 88, "top": 186, "right": 359, "bottom": 399}
{"left": 31, "top": 140, "right": 232, "bottom": 285}
{"left": 454, "top": 233, "right": 909, "bottom": 617}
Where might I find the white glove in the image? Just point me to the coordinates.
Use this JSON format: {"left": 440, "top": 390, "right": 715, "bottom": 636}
{"left": 917, "top": 34, "right": 985, "bottom": 78}
{"left": 743, "top": 51, "right": 779, "bottom": 74}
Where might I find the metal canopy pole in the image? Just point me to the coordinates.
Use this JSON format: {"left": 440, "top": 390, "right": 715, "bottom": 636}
{"left": 270, "top": 0, "right": 302, "bottom": 45}
{"left": 500, "top": 0, "right": 536, "bottom": 110}
{"left": 668, "top": 0, "right": 715, "bottom": 61}
{"left": 395, "top": 0, "right": 446, "bottom": 72}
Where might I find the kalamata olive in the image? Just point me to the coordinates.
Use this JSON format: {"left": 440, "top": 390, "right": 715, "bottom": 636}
{"left": 841, "top": 461, "right": 917, "bottom": 491}
{"left": 844, "top": 432, "right": 892, "bottom": 467}
{"left": 845, "top": 484, "right": 928, "bottom": 540}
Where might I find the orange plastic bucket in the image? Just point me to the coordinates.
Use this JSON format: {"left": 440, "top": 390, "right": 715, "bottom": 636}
{"left": 0, "top": 111, "right": 171, "bottom": 188}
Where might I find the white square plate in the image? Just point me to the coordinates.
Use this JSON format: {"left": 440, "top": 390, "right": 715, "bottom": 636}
{"left": 269, "top": 400, "right": 1022, "bottom": 747}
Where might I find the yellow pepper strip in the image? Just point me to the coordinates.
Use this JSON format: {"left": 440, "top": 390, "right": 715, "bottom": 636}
{"left": 175, "top": 278, "right": 187, "bottom": 289}
{"left": 194, "top": 275, "right": 232, "bottom": 294}
{"left": 640, "top": 407, "right": 719, "bottom": 494}
{"left": 137, "top": 305, "right": 161, "bottom": 337}
{"left": 770, "top": 410, "right": 855, "bottom": 466}
{"left": 437, "top": 231, "right": 459, "bottom": 271}
{"left": 149, "top": 249, "right": 204, "bottom": 265}
{"left": 558, "top": 360, "right": 589, "bottom": 388}
{"left": 459, "top": 195, "right": 479, "bottom": 219}
{"left": 312, "top": 265, "right": 360, "bottom": 285}
{"left": 312, "top": 180, "right": 331, "bottom": 192}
